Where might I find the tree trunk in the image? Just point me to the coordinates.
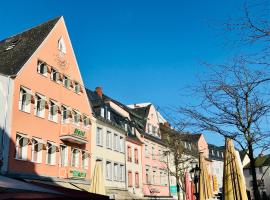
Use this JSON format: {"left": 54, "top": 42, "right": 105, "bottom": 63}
{"left": 177, "top": 183, "right": 181, "bottom": 200}
{"left": 248, "top": 143, "right": 261, "bottom": 200}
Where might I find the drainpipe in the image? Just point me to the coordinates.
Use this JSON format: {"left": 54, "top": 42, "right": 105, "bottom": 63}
{"left": 166, "top": 151, "right": 171, "bottom": 197}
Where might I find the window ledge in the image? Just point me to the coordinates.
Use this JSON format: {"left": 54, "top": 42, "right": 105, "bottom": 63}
{"left": 48, "top": 119, "right": 58, "bottom": 124}
{"left": 19, "top": 109, "right": 31, "bottom": 114}
{"left": 35, "top": 114, "right": 45, "bottom": 119}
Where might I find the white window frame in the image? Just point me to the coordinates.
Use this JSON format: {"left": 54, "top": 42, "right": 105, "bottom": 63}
{"left": 37, "top": 61, "right": 48, "bottom": 77}
{"left": 46, "top": 141, "right": 57, "bottom": 165}
{"left": 106, "top": 131, "right": 112, "bottom": 149}
{"left": 61, "top": 105, "right": 68, "bottom": 124}
{"left": 50, "top": 68, "right": 59, "bottom": 83}
{"left": 71, "top": 148, "right": 80, "bottom": 168}
{"left": 34, "top": 93, "right": 46, "bottom": 118}
{"left": 106, "top": 160, "right": 112, "bottom": 180}
{"left": 73, "top": 110, "right": 81, "bottom": 125}
{"left": 58, "top": 37, "right": 66, "bottom": 54}
{"left": 83, "top": 115, "right": 90, "bottom": 127}
{"left": 15, "top": 133, "right": 29, "bottom": 160}
{"left": 96, "top": 127, "right": 103, "bottom": 146}
{"left": 74, "top": 81, "right": 80, "bottom": 94}
{"left": 19, "top": 86, "right": 32, "bottom": 113}
{"left": 48, "top": 100, "right": 58, "bottom": 122}
{"left": 113, "top": 162, "right": 118, "bottom": 181}
{"left": 82, "top": 150, "right": 89, "bottom": 170}
{"left": 31, "top": 137, "right": 44, "bottom": 163}
{"left": 63, "top": 75, "right": 70, "bottom": 89}
{"left": 60, "top": 144, "right": 68, "bottom": 167}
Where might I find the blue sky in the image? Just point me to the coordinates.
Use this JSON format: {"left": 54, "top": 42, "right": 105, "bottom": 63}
{"left": 0, "top": 0, "right": 250, "bottom": 146}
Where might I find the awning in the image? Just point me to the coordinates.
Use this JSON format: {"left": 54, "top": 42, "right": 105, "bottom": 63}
{"left": 20, "top": 86, "right": 34, "bottom": 95}
{"left": 60, "top": 135, "right": 88, "bottom": 145}
{"left": 32, "top": 137, "right": 45, "bottom": 144}
{"left": 47, "top": 141, "right": 58, "bottom": 147}
{"left": 17, "top": 133, "right": 30, "bottom": 139}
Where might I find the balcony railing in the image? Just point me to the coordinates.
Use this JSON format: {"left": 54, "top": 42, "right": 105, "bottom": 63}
{"left": 60, "top": 123, "right": 89, "bottom": 144}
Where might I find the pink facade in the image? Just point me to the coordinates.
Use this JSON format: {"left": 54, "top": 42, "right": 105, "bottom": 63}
{"left": 7, "top": 17, "right": 92, "bottom": 183}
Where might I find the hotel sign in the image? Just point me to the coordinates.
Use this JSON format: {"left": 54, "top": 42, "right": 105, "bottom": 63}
{"left": 73, "top": 128, "right": 86, "bottom": 138}
{"left": 70, "top": 170, "right": 86, "bottom": 178}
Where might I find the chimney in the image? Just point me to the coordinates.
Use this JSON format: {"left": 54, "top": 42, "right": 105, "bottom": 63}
{"left": 164, "top": 122, "right": 171, "bottom": 127}
{"left": 95, "top": 87, "right": 103, "bottom": 98}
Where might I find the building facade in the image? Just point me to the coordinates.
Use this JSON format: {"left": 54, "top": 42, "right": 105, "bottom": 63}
{"left": 0, "top": 17, "right": 92, "bottom": 189}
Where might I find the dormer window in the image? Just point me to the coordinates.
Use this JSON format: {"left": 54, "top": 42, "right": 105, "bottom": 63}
{"left": 107, "top": 111, "right": 111, "bottom": 120}
{"left": 101, "top": 108, "right": 105, "bottom": 118}
{"left": 58, "top": 37, "right": 66, "bottom": 54}
{"left": 37, "top": 61, "right": 47, "bottom": 76}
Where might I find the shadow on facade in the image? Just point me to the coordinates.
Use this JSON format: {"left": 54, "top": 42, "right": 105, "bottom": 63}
{"left": 0, "top": 127, "right": 109, "bottom": 200}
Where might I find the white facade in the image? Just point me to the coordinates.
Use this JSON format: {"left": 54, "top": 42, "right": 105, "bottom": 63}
{"left": 90, "top": 118, "right": 127, "bottom": 198}
{"left": 210, "top": 160, "right": 223, "bottom": 193}
{"left": 244, "top": 166, "right": 270, "bottom": 199}
{"left": 0, "top": 75, "right": 13, "bottom": 174}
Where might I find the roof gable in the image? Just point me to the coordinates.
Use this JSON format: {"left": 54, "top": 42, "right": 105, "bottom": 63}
{"left": 0, "top": 17, "right": 60, "bottom": 76}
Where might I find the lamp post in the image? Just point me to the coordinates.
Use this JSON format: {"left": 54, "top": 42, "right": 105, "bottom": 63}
{"left": 190, "top": 164, "right": 200, "bottom": 200}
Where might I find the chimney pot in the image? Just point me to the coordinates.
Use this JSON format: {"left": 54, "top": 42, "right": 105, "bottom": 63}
{"left": 95, "top": 87, "right": 103, "bottom": 98}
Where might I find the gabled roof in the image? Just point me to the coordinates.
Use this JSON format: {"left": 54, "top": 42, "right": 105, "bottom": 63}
{"left": 0, "top": 17, "right": 61, "bottom": 76}
{"left": 244, "top": 154, "right": 270, "bottom": 169}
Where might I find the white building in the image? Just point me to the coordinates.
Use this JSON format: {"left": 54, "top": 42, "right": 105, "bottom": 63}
{"left": 243, "top": 154, "right": 270, "bottom": 200}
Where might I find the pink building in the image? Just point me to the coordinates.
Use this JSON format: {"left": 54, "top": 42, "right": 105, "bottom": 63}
{"left": 0, "top": 17, "right": 92, "bottom": 189}
{"left": 128, "top": 103, "right": 171, "bottom": 198}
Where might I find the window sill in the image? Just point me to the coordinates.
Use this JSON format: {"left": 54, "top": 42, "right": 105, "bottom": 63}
{"left": 31, "top": 161, "right": 42, "bottom": 164}
{"left": 97, "top": 144, "right": 103, "bottom": 147}
{"left": 38, "top": 73, "right": 48, "bottom": 78}
{"left": 46, "top": 163, "right": 56, "bottom": 166}
{"left": 48, "top": 119, "right": 58, "bottom": 124}
{"left": 35, "top": 114, "right": 45, "bottom": 119}
{"left": 19, "top": 109, "right": 31, "bottom": 114}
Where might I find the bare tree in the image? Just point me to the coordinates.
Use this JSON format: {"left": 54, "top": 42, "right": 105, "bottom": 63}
{"left": 179, "top": 62, "right": 270, "bottom": 200}
{"left": 160, "top": 123, "right": 199, "bottom": 200}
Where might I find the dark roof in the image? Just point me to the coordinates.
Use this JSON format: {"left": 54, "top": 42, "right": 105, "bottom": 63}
{"left": 0, "top": 17, "right": 61, "bottom": 76}
{"left": 244, "top": 154, "right": 270, "bottom": 169}
{"left": 239, "top": 150, "right": 248, "bottom": 162}
{"left": 131, "top": 104, "right": 151, "bottom": 129}
{"left": 208, "top": 144, "right": 225, "bottom": 161}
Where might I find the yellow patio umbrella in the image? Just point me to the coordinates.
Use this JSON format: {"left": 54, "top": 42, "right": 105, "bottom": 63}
{"left": 89, "top": 160, "right": 106, "bottom": 195}
{"left": 223, "top": 138, "right": 248, "bottom": 200}
{"left": 199, "top": 154, "right": 214, "bottom": 200}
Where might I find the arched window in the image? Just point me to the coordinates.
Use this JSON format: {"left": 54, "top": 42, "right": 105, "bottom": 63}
{"left": 58, "top": 37, "right": 66, "bottom": 54}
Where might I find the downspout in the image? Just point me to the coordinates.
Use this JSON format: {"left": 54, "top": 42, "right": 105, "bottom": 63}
{"left": 167, "top": 152, "right": 171, "bottom": 197}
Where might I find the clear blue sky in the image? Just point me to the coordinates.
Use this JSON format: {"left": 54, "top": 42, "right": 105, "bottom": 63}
{"left": 0, "top": 0, "right": 248, "bottom": 146}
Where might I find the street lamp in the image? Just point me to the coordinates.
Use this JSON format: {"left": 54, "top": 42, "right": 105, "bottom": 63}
{"left": 190, "top": 164, "right": 200, "bottom": 200}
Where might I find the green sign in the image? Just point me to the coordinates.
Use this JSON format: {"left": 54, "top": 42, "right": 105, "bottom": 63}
{"left": 70, "top": 170, "right": 86, "bottom": 178}
{"left": 73, "top": 128, "right": 86, "bottom": 138}
{"left": 170, "top": 186, "right": 177, "bottom": 194}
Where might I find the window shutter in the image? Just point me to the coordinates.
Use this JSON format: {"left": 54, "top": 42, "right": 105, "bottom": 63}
{"left": 26, "top": 93, "right": 32, "bottom": 105}
{"left": 37, "top": 143, "right": 42, "bottom": 163}
{"left": 40, "top": 99, "right": 46, "bottom": 110}
{"left": 22, "top": 138, "right": 28, "bottom": 160}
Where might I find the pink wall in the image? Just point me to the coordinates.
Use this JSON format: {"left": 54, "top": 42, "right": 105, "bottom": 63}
{"left": 8, "top": 17, "right": 92, "bottom": 180}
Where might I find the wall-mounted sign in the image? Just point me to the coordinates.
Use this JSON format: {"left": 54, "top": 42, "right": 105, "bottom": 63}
{"left": 70, "top": 170, "right": 86, "bottom": 178}
{"left": 73, "top": 128, "right": 86, "bottom": 138}
{"left": 170, "top": 186, "right": 177, "bottom": 194}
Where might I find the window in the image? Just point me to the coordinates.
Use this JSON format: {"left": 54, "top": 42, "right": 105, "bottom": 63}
{"left": 147, "top": 123, "right": 152, "bottom": 134}
{"left": 31, "top": 138, "right": 43, "bottom": 163}
{"left": 152, "top": 168, "right": 157, "bottom": 184}
{"left": 58, "top": 37, "right": 66, "bottom": 54}
{"left": 50, "top": 68, "right": 59, "bottom": 82}
{"left": 134, "top": 148, "right": 138, "bottom": 164}
{"left": 127, "top": 146, "right": 132, "bottom": 162}
{"left": 19, "top": 87, "right": 31, "bottom": 113}
{"left": 37, "top": 61, "right": 47, "bottom": 76}
{"left": 145, "top": 144, "right": 149, "bottom": 157}
{"left": 160, "top": 170, "right": 168, "bottom": 186}
{"left": 152, "top": 126, "right": 157, "bottom": 135}
{"left": 146, "top": 166, "right": 150, "bottom": 184}
{"left": 107, "top": 111, "right": 111, "bottom": 120}
{"left": 100, "top": 108, "right": 105, "bottom": 118}
{"left": 106, "top": 131, "right": 112, "bottom": 149}
{"left": 152, "top": 146, "right": 155, "bottom": 160}
{"left": 217, "top": 151, "right": 220, "bottom": 157}
{"left": 114, "top": 163, "right": 118, "bottom": 181}
{"left": 34, "top": 94, "right": 45, "bottom": 118}
{"left": 113, "top": 133, "right": 118, "bottom": 151}
{"left": 106, "top": 161, "right": 112, "bottom": 180}
{"left": 61, "top": 106, "right": 68, "bottom": 124}
{"left": 128, "top": 171, "right": 132, "bottom": 187}
{"left": 73, "top": 110, "right": 81, "bottom": 125}
{"left": 83, "top": 115, "right": 90, "bottom": 127}
{"left": 96, "top": 127, "right": 103, "bottom": 146}
{"left": 49, "top": 100, "right": 58, "bottom": 122}
{"left": 221, "top": 152, "right": 224, "bottom": 158}
{"left": 46, "top": 142, "right": 56, "bottom": 165}
{"left": 63, "top": 75, "right": 70, "bottom": 88}
{"left": 71, "top": 148, "right": 80, "bottom": 167}
{"left": 135, "top": 172, "right": 139, "bottom": 188}
{"left": 211, "top": 149, "right": 214, "bottom": 155}
{"left": 82, "top": 151, "right": 89, "bottom": 169}
{"left": 15, "top": 133, "right": 28, "bottom": 160}
{"left": 74, "top": 81, "right": 80, "bottom": 94}
{"left": 60, "top": 145, "right": 68, "bottom": 167}
{"left": 119, "top": 136, "right": 124, "bottom": 153}
{"left": 119, "top": 164, "right": 125, "bottom": 182}
{"left": 158, "top": 149, "right": 162, "bottom": 161}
